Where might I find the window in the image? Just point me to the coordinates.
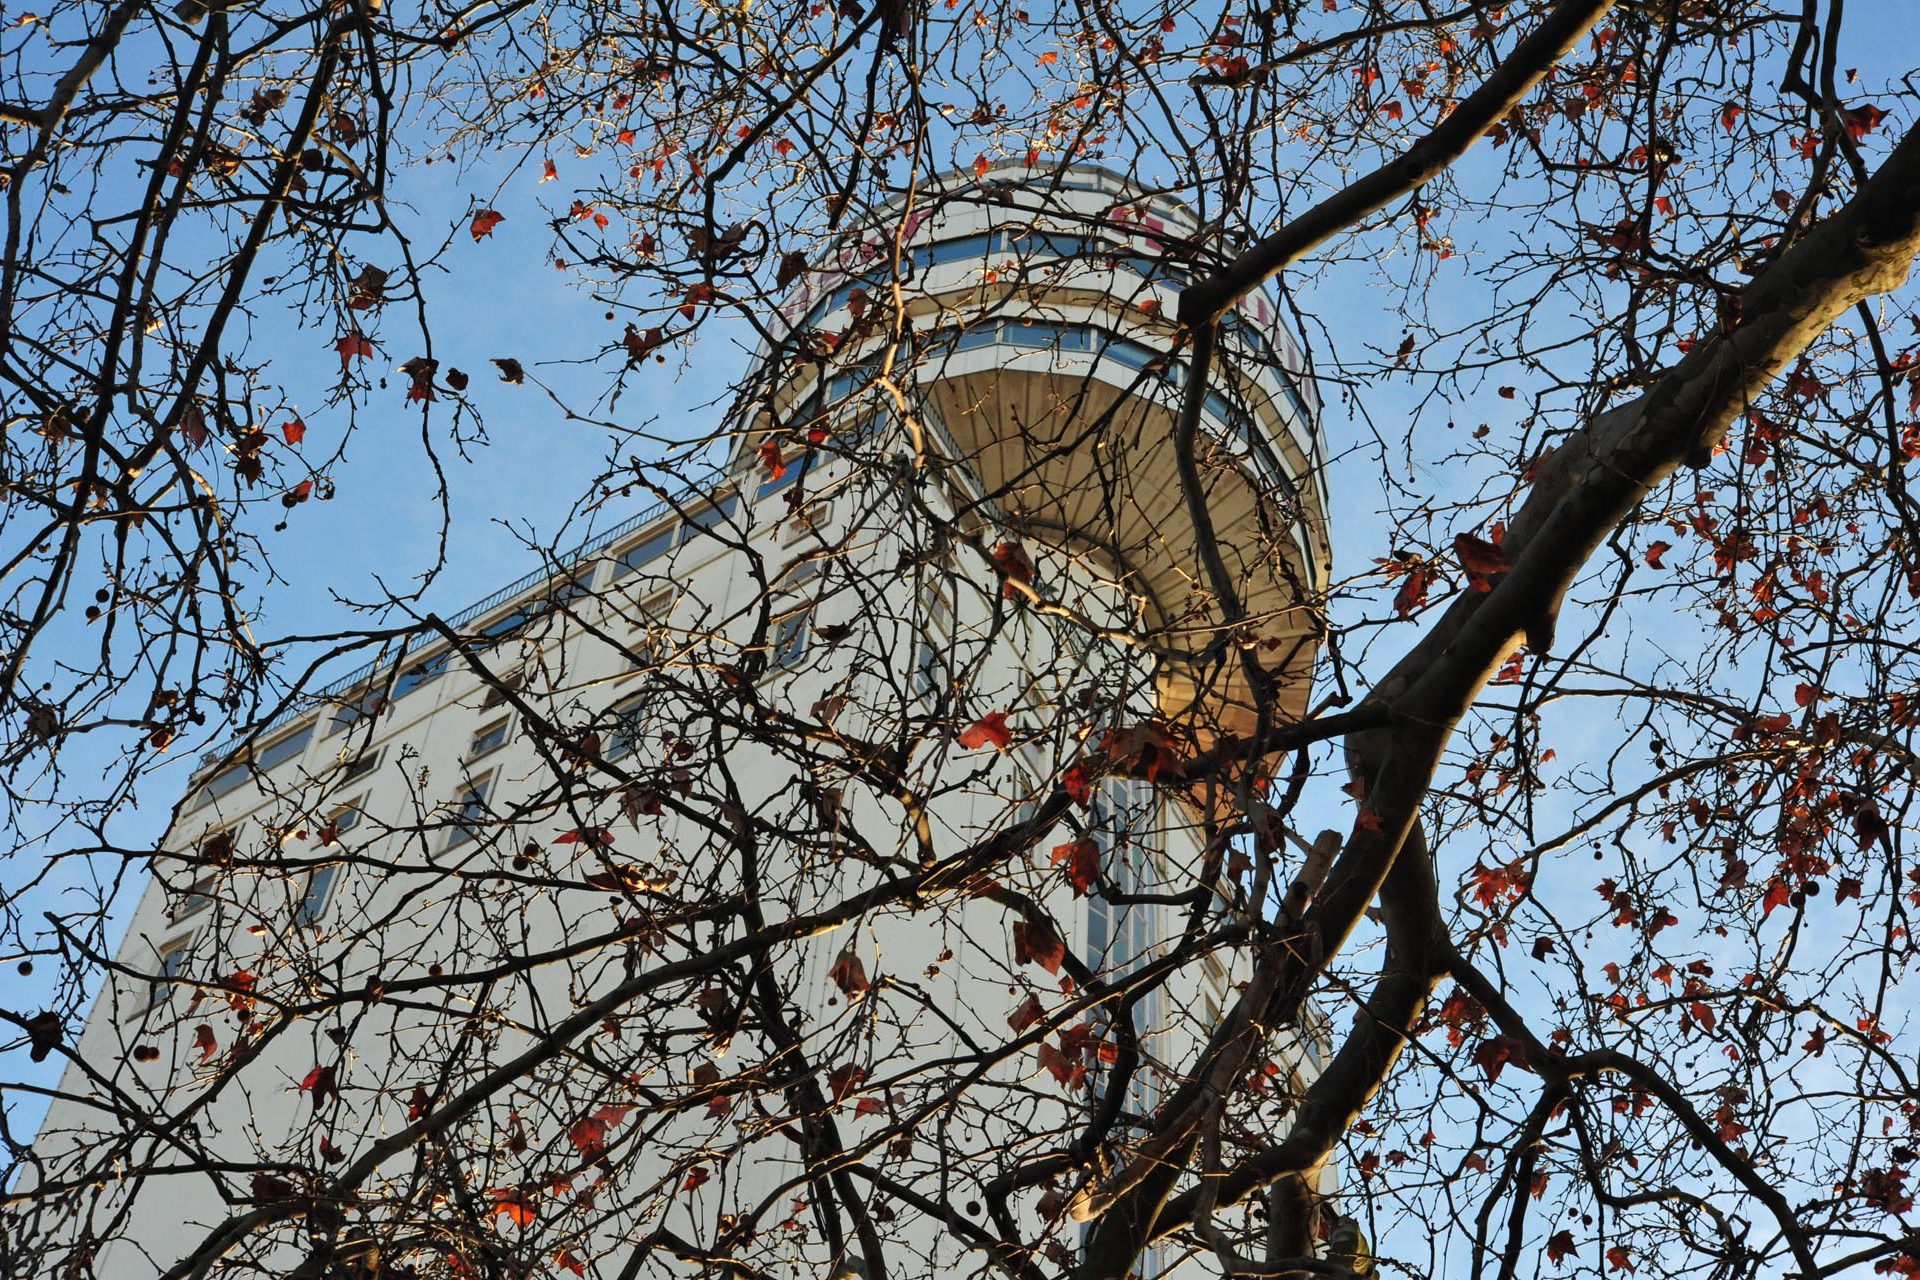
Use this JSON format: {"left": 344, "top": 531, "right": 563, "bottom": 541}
{"left": 1082, "top": 780, "right": 1165, "bottom": 1134}
{"left": 771, "top": 609, "right": 810, "bottom": 670}
{"left": 169, "top": 825, "right": 234, "bottom": 922}
{"left": 168, "top": 872, "right": 218, "bottom": 923}
{"left": 468, "top": 717, "right": 511, "bottom": 760}
{"left": 602, "top": 693, "right": 649, "bottom": 761}
{"left": 148, "top": 936, "right": 192, "bottom": 1010}
{"left": 997, "top": 228, "right": 1090, "bottom": 262}
{"left": 955, "top": 322, "right": 1001, "bottom": 352}
{"left": 793, "top": 272, "right": 885, "bottom": 334}
{"left": 756, "top": 447, "right": 816, "bottom": 502}
{"left": 678, "top": 495, "right": 740, "bottom": 545}
{"left": 822, "top": 364, "right": 882, "bottom": 405}
{"left": 203, "top": 762, "right": 249, "bottom": 800}
{"left": 540, "top": 573, "right": 592, "bottom": 616}
{"left": 1005, "top": 320, "right": 1058, "bottom": 349}
{"left": 253, "top": 725, "right": 313, "bottom": 772}
{"left": 1084, "top": 780, "right": 1158, "bottom": 974}
{"left": 766, "top": 561, "right": 818, "bottom": 674}
{"left": 912, "top": 588, "right": 953, "bottom": 698}
{"left": 783, "top": 500, "right": 831, "bottom": 547}
{"left": 327, "top": 687, "right": 386, "bottom": 737}
{"left": 297, "top": 863, "right": 340, "bottom": 926}
{"left": 630, "top": 588, "right": 674, "bottom": 627}
{"left": 611, "top": 525, "right": 675, "bottom": 580}
{"left": 320, "top": 799, "right": 363, "bottom": 842}
{"left": 909, "top": 232, "right": 992, "bottom": 272}
{"left": 339, "top": 749, "right": 379, "bottom": 783}
{"left": 911, "top": 640, "right": 945, "bottom": 699}
{"left": 444, "top": 775, "right": 494, "bottom": 848}
{"left": 392, "top": 653, "right": 449, "bottom": 700}
{"left": 623, "top": 590, "right": 674, "bottom": 665}
{"left": 198, "top": 724, "right": 315, "bottom": 800}
{"left": 479, "top": 667, "right": 525, "bottom": 710}
{"left": 477, "top": 606, "right": 534, "bottom": 645}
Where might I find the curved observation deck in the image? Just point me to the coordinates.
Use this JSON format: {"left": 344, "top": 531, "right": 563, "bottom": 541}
{"left": 745, "top": 164, "right": 1330, "bottom": 781}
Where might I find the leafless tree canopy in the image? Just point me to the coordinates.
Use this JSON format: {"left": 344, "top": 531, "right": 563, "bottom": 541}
{"left": 7, "top": 0, "right": 1920, "bottom": 1277}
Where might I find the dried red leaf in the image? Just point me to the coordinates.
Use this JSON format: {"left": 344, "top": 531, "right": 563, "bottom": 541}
{"left": 679, "top": 282, "right": 714, "bottom": 319}
{"left": 334, "top": 333, "right": 375, "bottom": 366}
{"left": 990, "top": 542, "right": 1036, "bottom": 597}
{"left": 491, "top": 1187, "right": 537, "bottom": 1226}
{"left": 1547, "top": 1230, "right": 1577, "bottom": 1264}
{"left": 466, "top": 208, "right": 506, "bottom": 242}
{"left": 1453, "top": 533, "right": 1512, "bottom": 589}
{"left": 300, "top": 1063, "right": 338, "bottom": 1109}
{"left": 1844, "top": 103, "right": 1887, "bottom": 141}
{"left": 1008, "top": 993, "right": 1045, "bottom": 1034}
{"left": 1100, "top": 722, "right": 1182, "bottom": 783}
{"left": 956, "top": 711, "right": 1012, "bottom": 751}
{"left": 759, "top": 437, "right": 787, "bottom": 482}
{"left": 399, "top": 355, "right": 438, "bottom": 403}
{"left": 1012, "top": 919, "right": 1066, "bottom": 975}
{"left": 826, "top": 1063, "right": 866, "bottom": 1101}
{"left": 828, "top": 947, "right": 869, "bottom": 997}
{"left": 1392, "top": 565, "right": 1434, "bottom": 616}
{"left": 1037, "top": 1040, "right": 1086, "bottom": 1088}
{"left": 1049, "top": 838, "right": 1101, "bottom": 897}
{"left": 1470, "top": 1034, "right": 1530, "bottom": 1084}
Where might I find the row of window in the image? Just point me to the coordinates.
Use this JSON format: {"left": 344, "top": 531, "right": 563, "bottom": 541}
{"left": 159, "top": 697, "right": 528, "bottom": 975}
{"left": 793, "top": 227, "right": 1188, "bottom": 336}
{"left": 802, "top": 318, "right": 1297, "bottom": 497}
{"left": 792, "top": 226, "right": 1308, "bottom": 413}
{"left": 188, "top": 519, "right": 716, "bottom": 811}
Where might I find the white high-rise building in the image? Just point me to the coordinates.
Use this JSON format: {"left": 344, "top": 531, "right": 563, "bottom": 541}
{"left": 21, "top": 165, "right": 1331, "bottom": 1280}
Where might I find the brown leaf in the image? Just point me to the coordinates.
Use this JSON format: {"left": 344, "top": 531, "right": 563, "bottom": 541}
{"left": 24, "top": 1010, "right": 61, "bottom": 1062}
{"left": 956, "top": 711, "right": 1012, "bottom": 750}
{"left": 491, "top": 1187, "right": 537, "bottom": 1226}
{"left": 334, "top": 333, "right": 375, "bottom": 366}
{"left": 1049, "top": 838, "right": 1101, "bottom": 897}
{"left": 826, "top": 1063, "right": 866, "bottom": 1101}
{"left": 1012, "top": 918, "right": 1066, "bottom": 975}
{"left": 828, "top": 947, "right": 869, "bottom": 997}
